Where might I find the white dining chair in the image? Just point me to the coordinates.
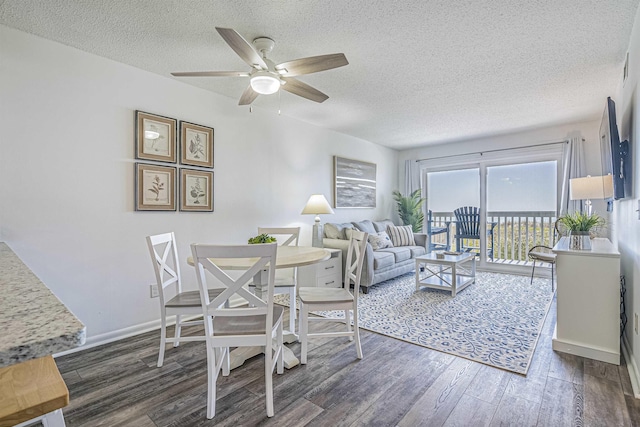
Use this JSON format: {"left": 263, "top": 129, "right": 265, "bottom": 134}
{"left": 191, "top": 242, "right": 284, "bottom": 419}
{"left": 146, "top": 232, "right": 224, "bottom": 368}
{"left": 255, "top": 227, "right": 300, "bottom": 332}
{"left": 298, "top": 230, "right": 368, "bottom": 364}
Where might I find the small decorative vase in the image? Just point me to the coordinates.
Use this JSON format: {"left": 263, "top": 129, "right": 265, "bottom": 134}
{"left": 569, "top": 230, "right": 592, "bottom": 251}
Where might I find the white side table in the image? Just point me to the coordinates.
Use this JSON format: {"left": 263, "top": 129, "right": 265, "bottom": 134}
{"left": 415, "top": 252, "right": 476, "bottom": 296}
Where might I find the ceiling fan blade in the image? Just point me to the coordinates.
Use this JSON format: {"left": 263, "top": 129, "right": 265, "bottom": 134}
{"left": 171, "top": 71, "right": 250, "bottom": 77}
{"left": 276, "top": 53, "right": 348, "bottom": 77}
{"left": 238, "top": 85, "right": 259, "bottom": 105}
{"left": 215, "top": 27, "right": 268, "bottom": 70}
{"left": 281, "top": 77, "right": 329, "bottom": 103}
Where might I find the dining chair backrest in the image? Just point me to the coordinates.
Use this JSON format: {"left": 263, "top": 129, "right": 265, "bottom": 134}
{"left": 257, "top": 227, "right": 300, "bottom": 247}
{"left": 190, "top": 243, "right": 278, "bottom": 337}
{"left": 146, "top": 232, "right": 182, "bottom": 308}
{"left": 344, "top": 230, "right": 368, "bottom": 295}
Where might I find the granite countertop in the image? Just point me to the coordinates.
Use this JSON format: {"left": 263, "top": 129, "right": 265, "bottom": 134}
{"left": 0, "top": 242, "right": 86, "bottom": 367}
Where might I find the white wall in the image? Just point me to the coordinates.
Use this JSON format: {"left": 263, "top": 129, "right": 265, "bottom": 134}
{"left": 616, "top": 4, "right": 640, "bottom": 396}
{"left": 0, "top": 25, "right": 398, "bottom": 343}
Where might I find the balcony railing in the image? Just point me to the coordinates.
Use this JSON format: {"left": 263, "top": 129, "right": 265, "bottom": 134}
{"left": 429, "top": 210, "right": 557, "bottom": 263}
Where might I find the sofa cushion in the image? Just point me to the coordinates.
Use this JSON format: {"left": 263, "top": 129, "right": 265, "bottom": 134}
{"left": 372, "top": 250, "right": 395, "bottom": 270}
{"left": 373, "top": 219, "right": 395, "bottom": 232}
{"left": 378, "top": 247, "right": 412, "bottom": 263}
{"left": 324, "top": 222, "right": 353, "bottom": 240}
{"left": 368, "top": 231, "right": 394, "bottom": 250}
{"left": 352, "top": 220, "right": 376, "bottom": 234}
{"left": 409, "top": 245, "right": 427, "bottom": 257}
{"left": 387, "top": 225, "right": 415, "bottom": 246}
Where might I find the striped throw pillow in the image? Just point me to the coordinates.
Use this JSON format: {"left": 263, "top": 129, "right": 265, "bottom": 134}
{"left": 387, "top": 225, "right": 415, "bottom": 247}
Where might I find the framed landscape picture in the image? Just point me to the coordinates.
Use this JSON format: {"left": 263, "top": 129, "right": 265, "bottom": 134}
{"left": 180, "top": 168, "right": 214, "bottom": 212}
{"left": 180, "top": 121, "right": 214, "bottom": 168}
{"left": 135, "top": 163, "right": 176, "bottom": 211}
{"left": 334, "top": 156, "right": 377, "bottom": 208}
{"left": 135, "top": 111, "right": 177, "bottom": 163}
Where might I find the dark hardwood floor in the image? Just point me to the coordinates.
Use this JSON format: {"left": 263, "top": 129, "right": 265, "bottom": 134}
{"left": 51, "top": 298, "right": 640, "bottom": 426}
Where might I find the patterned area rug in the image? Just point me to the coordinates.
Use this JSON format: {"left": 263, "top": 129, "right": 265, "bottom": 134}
{"left": 277, "top": 271, "right": 553, "bottom": 375}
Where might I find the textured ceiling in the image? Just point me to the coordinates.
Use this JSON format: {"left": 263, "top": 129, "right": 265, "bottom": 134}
{"left": 1, "top": 0, "right": 638, "bottom": 150}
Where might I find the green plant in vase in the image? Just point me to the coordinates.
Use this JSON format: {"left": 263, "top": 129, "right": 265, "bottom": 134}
{"left": 248, "top": 233, "right": 277, "bottom": 244}
{"left": 392, "top": 189, "right": 425, "bottom": 233}
{"left": 557, "top": 211, "right": 605, "bottom": 250}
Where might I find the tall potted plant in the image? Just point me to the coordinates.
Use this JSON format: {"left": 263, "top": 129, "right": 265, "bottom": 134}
{"left": 557, "top": 211, "right": 605, "bottom": 250}
{"left": 392, "top": 189, "right": 425, "bottom": 232}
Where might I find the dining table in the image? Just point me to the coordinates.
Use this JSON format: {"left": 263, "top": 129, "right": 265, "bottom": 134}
{"left": 187, "top": 245, "right": 331, "bottom": 369}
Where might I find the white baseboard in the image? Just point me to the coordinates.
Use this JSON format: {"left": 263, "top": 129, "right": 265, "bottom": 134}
{"left": 53, "top": 318, "right": 164, "bottom": 358}
{"left": 622, "top": 334, "right": 640, "bottom": 398}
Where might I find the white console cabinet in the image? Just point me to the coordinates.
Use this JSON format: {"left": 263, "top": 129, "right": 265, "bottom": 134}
{"left": 552, "top": 237, "right": 620, "bottom": 364}
{"left": 299, "top": 248, "right": 342, "bottom": 288}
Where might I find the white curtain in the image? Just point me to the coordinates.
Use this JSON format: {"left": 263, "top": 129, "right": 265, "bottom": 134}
{"left": 404, "top": 159, "right": 419, "bottom": 195}
{"left": 559, "top": 136, "right": 585, "bottom": 215}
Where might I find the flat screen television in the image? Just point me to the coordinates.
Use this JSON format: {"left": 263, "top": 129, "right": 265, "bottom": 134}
{"left": 599, "top": 97, "right": 631, "bottom": 200}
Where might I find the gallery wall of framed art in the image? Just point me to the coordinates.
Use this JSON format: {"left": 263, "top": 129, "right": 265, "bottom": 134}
{"left": 134, "top": 110, "right": 214, "bottom": 212}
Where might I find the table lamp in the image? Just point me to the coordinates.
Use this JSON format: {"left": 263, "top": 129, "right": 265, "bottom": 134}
{"left": 569, "top": 174, "right": 614, "bottom": 216}
{"left": 301, "top": 194, "right": 334, "bottom": 248}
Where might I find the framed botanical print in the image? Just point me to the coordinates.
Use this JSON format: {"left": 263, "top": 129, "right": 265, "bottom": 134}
{"left": 135, "top": 163, "right": 176, "bottom": 211}
{"left": 135, "top": 111, "right": 177, "bottom": 163}
{"left": 180, "top": 168, "right": 214, "bottom": 212}
{"left": 334, "top": 156, "right": 377, "bottom": 208}
{"left": 180, "top": 121, "right": 214, "bottom": 168}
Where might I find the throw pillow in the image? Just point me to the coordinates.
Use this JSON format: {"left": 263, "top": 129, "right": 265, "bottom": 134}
{"left": 373, "top": 219, "right": 395, "bottom": 233}
{"left": 387, "top": 225, "right": 415, "bottom": 246}
{"left": 352, "top": 220, "right": 377, "bottom": 234}
{"left": 324, "top": 222, "right": 353, "bottom": 240}
{"left": 368, "top": 231, "right": 394, "bottom": 250}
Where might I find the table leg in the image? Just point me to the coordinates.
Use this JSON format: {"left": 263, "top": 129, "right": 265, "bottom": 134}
{"left": 451, "top": 262, "right": 457, "bottom": 297}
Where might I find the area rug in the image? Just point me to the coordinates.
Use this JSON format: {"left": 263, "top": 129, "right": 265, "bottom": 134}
{"left": 277, "top": 272, "right": 553, "bottom": 375}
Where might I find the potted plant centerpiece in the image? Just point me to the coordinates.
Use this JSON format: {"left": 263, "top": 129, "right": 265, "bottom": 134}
{"left": 557, "top": 211, "right": 605, "bottom": 250}
{"left": 247, "top": 233, "right": 277, "bottom": 244}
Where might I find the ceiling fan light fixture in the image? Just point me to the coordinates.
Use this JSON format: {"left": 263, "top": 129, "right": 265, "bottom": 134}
{"left": 250, "top": 71, "right": 280, "bottom": 95}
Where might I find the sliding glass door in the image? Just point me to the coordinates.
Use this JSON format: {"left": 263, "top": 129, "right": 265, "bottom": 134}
{"left": 486, "top": 161, "right": 558, "bottom": 264}
{"left": 423, "top": 153, "right": 561, "bottom": 271}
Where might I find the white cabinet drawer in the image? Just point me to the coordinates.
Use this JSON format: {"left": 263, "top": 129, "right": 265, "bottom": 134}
{"left": 298, "top": 248, "right": 342, "bottom": 288}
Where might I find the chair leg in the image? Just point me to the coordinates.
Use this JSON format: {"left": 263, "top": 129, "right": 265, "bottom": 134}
{"left": 277, "top": 322, "right": 284, "bottom": 374}
{"left": 300, "top": 304, "right": 309, "bottom": 365}
{"left": 157, "top": 314, "right": 167, "bottom": 368}
{"left": 174, "top": 314, "right": 182, "bottom": 348}
{"left": 353, "top": 306, "right": 363, "bottom": 360}
{"left": 289, "top": 287, "right": 296, "bottom": 334}
{"left": 206, "top": 346, "right": 218, "bottom": 420}
{"left": 265, "top": 338, "right": 274, "bottom": 417}
{"left": 345, "top": 309, "right": 353, "bottom": 341}
{"left": 551, "top": 263, "right": 555, "bottom": 293}
{"left": 530, "top": 260, "right": 536, "bottom": 285}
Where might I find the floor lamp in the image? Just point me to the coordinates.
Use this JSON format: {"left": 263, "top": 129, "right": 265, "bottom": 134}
{"left": 301, "top": 194, "right": 334, "bottom": 248}
{"left": 569, "top": 175, "right": 614, "bottom": 216}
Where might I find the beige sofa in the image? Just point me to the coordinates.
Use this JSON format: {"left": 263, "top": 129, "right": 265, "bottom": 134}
{"left": 322, "top": 219, "right": 427, "bottom": 293}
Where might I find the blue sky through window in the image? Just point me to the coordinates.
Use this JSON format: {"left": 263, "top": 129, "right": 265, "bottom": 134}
{"left": 427, "top": 161, "right": 557, "bottom": 212}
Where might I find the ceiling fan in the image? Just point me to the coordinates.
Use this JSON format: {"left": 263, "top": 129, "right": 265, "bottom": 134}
{"left": 172, "top": 27, "right": 348, "bottom": 105}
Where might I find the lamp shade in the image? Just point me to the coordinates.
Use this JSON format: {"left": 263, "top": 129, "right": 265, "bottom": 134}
{"left": 569, "top": 175, "right": 614, "bottom": 200}
{"left": 250, "top": 71, "right": 280, "bottom": 95}
{"left": 301, "top": 194, "right": 335, "bottom": 215}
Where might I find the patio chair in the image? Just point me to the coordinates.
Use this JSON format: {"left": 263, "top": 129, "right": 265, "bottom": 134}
{"left": 453, "top": 206, "right": 497, "bottom": 259}
{"left": 528, "top": 219, "right": 566, "bottom": 292}
{"left": 427, "top": 210, "right": 450, "bottom": 252}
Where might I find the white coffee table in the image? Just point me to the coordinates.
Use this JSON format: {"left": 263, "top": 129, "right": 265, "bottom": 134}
{"left": 415, "top": 252, "right": 476, "bottom": 296}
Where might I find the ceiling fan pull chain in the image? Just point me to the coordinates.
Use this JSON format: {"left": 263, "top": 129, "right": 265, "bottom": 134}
{"left": 278, "top": 89, "right": 281, "bottom": 115}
